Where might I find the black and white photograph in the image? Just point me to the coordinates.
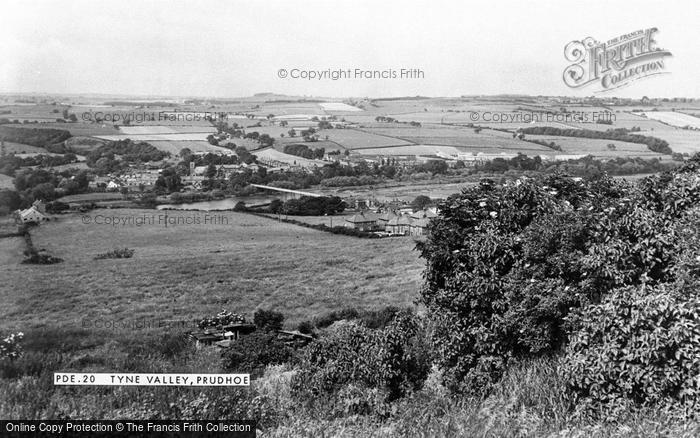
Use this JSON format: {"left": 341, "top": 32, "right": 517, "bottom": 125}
{"left": 1, "top": 1, "right": 700, "bottom": 436}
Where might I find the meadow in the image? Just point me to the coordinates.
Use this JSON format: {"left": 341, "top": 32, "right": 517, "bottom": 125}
{"left": 363, "top": 125, "right": 554, "bottom": 154}
{"left": 525, "top": 135, "right": 666, "bottom": 158}
{"left": 0, "top": 174, "right": 13, "bottom": 190}
{"left": 322, "top": 128, "right": 413, "bottom": 149}
{"left": 0, "top": 209, "right": 422, "bottom": 331}
{"left": 643, "top": 111, "right": 700, "bottom": 129}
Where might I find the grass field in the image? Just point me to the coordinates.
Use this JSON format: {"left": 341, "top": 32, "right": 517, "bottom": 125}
{"left": 363, "top": 125, "right": 555, "bottom": 154}
{"left": 0, "top": 173, "right": 14, "bottom": 190}
{"left": 525, "top": 135, "right": 665, "bottom": 158}
{"left": 4, "top": 122, "right": 121, "bottom": 137}
{"left": 643, "top": 111, "right": 700, "bottom": 129}
{"left": 0, "top": 209, "right": 422, "bottom": 332}
{"left": 252, "top": 147, "right": 326, "bottom": 167}
{"left": 638, "top": 129, "right": 700, "bottom": 154}
{"left": 1, "top": 141, "right": 47, "bottom": 154}
{"left": 322, "top": 128, "right": 414, "bottom": 149}
{"left": 119, "top": 125, "right": 216, "bottom": 135}
{"left": 145, "top": 140, "right": 235, "bottom": 155}
{"left": 57, "top": 192, "right": 128, "bottom": 203}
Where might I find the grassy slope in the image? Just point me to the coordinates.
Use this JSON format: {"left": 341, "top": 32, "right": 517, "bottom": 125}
{"left": 0, "top": 209, "right": 422, "bottom": 332}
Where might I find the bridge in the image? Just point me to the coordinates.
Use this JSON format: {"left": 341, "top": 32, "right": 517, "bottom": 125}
{"left": 250, "top": 184, "right": 324, "bottom": 200}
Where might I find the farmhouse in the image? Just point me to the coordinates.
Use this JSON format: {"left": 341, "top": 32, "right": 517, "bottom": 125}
{"left": 345, "top": 212, "right": 378, "bottom": 231}
{"left": 376, "top": 211, "right": 398, "bottom": 231}
{"left": 106, "top": 179, "right": 125, "bottom": 190}
{"left": 409, "top": 217, "right": 430, "bottom": 236}
{"left": 16, "top": 200, "right": 49, "bottom": 224}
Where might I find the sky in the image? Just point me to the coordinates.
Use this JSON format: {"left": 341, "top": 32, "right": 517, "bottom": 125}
{"left": 0, "top": 0, "right": 698, "bottom": 99}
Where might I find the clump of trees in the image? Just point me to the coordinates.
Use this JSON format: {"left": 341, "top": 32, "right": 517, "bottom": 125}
{"left": 284, "top": 144, "right": 325, "bottom": 160}
{"left": 279, "top": 195, "right": 346, "bottom": 216}
{"left": 0, "top": 126, "right": 72, "bottom": 152}
{"left": 291, "top": 310, "right": 430, "bottom": 405}
{"left": 86, "top": 139, "right": 169, "bottom": 174}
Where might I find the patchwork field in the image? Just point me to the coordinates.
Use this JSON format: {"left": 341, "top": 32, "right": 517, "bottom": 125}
{"left": 319, "top": 102, "right": 362, "bottom": 112}
{"left": 638, "top": 130, "right": 700, "bottom": 155}
{"left": 323, "top": 129, "right": 414, "bottom": 149}
{"left": 253, "top": 147, "right": 326, "bottom": 167}
{"left": 1, "top": 141, "right": 47, "bottom": 154}
{"left": 4, "top": 122, "right": 121, "bottom": 137}
{"left": 643, "top": 111, "right": 700, "bottom": 129}
{"left": 354, "top": 144, "right": 465, "bottom": 156}
{"left": 94, "top": 133, "right": 211, "bottom": 141}
{"left": 0, "top": 210, "right": 423, "bottom": 332}
{"left": 145, "top": 140, "right": 235, "bottom": 155}
{"left": 118, "top": 125, "right": 216, "bottom": 135}
{"left": 525, "top": 135, "right": 665, "bottom": 158}
{"left": 362, "top": 126, "right": 554, "bottom": 154}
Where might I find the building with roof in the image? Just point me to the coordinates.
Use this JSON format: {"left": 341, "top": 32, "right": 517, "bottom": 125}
{"left": 409, "top": 217, "right": 430, "bottom": 236}
{"left": 345, "top": 211, "right": 378, "bottom": 231}
{"left": 16, "top": 201, "right": 50, "bottom": 224}
{"left": 376, "top": 211, "right": 398, "bottom": 231}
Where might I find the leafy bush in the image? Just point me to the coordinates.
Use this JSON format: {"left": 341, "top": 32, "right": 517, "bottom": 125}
{"left": 418, "top": 173, "right": 687, "bottom": 393}
{"left": 0, "top": 332, "right": 24, "bottom": 360}
{"left": 222, "top": 332, "right": 296, "bottom": 378}
{"left": 562, "top": 285, "right": 700, "bottom": 417}
{"left": 292, "top": 311, "right": 430, "bottom": 406}
{"left": 254, "top": 309, "right": 284, "bottom": 332}
{"left": 297, "top": 320, "right": 314, "bottom": 335}
{"left": 359, "top": 305, "right": 403, "bottom": 329}
{"left": 22, "top": 251, "right": 62, "bottom": 265}
{"left": 312, "top": 307, "right": 360, "bottom": 329}
{"left": 95, "top": 248, "right": 135, "bottom": 260}
{"left": 197, "top": 310, "right": 246, "bottom": 329}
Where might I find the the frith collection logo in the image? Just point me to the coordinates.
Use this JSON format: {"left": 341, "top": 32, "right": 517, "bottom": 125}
{"left": 563, "top": 28, "right": 672, "bottom": 92}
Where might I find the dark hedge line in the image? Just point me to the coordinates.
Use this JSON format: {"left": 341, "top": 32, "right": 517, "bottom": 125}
{"left": 246, "top": 211, "right": 385, "bottom": 239}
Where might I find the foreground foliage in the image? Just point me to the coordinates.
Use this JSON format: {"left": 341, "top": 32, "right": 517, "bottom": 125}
{"left": 419, "top": 157, "right": 700, "bottom": 415}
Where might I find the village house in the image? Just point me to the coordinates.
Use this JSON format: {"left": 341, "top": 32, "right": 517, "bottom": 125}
{"left": 88, "top": 176, "right": 112, "bottom": 189}
{"left": 409, "top": 217, "right": 430, "bottom": 236}
{"left": 190, "top": 162, "right": 257, "bottom": 179}
{"left": 106, "top": 179, "right": 125, "bottom": 191}
{"left": 15, "top": 200, "right": 50, "bottom": 224}
{"left": 345, "top": 211, "right": 379, "bottom": 231}
{"left": 121, "top": 170, "right": 162, "bottom": 189}
{"left": 376, "top": 211, "right": 398, "bottom": 231}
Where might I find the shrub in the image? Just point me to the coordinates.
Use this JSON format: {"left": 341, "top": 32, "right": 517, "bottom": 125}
{"left": 197, "top": 310, "right": 246, "bottom": 329}
{"left": 297, "top": 320, "right": 314, "bottom": 335}
{"left": 254, "top": 309, "right": 284, "bottom": 332}
{"left": 312, "top": 307, "right": 360, "bottom": 329}
{"left": 292, "top": 311, "right": 430, "bottom": 406}
{"left": 417, "top": 174, "right": 684, "bottom": 393}
{"left": 222, "top": 332, "right": 296, "bottom": 378}
{"left": 22, "top": 251, "right": 62, "bottom": 265}
{"left": 0, "top": 332, "right": 24, "bottom": 360}
{"left": 95, "top": 248, "right": 134, "bottom": 260}
{"left": 359, "top": 305, "right": 403, "bottom": 329}
{"left": 562, "top": 285, "right": 700, "bottom": 417}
